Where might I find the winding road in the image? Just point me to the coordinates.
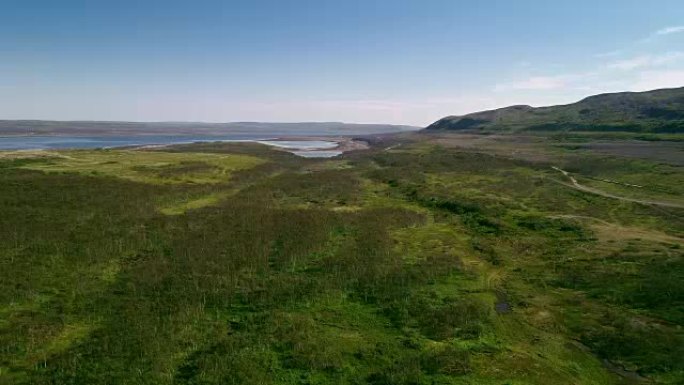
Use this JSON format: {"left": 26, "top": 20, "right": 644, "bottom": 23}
{"left": 551, "top": 166, "right": 684, "bottom": 209}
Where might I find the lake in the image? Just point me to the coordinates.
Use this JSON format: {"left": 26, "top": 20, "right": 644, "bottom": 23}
{"left": 0, "top": 135, "right": 277, "bottom": 151}
{"left": 0, "top": 135, "right": 342, "bottom": 157}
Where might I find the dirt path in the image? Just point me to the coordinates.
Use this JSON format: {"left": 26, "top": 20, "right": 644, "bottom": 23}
{"left": 551, "top": 166, "right": 684, "bottom": 209}
{"left": 550, "top": 214, "right": 684, "bottom": 244}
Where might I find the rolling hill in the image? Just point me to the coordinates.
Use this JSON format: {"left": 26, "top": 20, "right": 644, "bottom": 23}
{"left": 0, "top": 121, "right": 419, "bottom": 137}
{"left": 426, "top": 87, "right": 684, "bottom": 133}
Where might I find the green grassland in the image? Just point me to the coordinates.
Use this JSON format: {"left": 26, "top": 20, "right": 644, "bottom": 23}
{"left": 0, "top": 134, "right": 682, "bottom": 384}
{"left": 18, "top": 149, "right": 265, "bottom": 185}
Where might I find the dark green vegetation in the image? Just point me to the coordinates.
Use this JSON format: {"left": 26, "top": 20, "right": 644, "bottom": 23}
{"left": 1, "top": 131, "right": 683, "bottom": 384}
{"left": 427, "top": 87, "right": 684, "bottom": 133}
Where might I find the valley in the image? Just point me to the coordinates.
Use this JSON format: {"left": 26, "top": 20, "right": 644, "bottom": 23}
{"left": 1, "top": 125, "right": 682, "bottom": 384}
{"left": 4, "top": 2, "right": 684, "bottom": 383}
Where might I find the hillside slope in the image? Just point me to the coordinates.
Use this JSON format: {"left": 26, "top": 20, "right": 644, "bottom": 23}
{"left": 427, "top": 87, "right": 684, "bottom": 133}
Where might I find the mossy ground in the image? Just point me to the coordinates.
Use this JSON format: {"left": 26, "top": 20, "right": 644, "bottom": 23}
{"left": 0, "top": 134, "right": 682, "bottom": 384}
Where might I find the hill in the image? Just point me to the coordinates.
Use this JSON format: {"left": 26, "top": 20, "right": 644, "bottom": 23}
{"left": 0, "top": 121, "right": 419, "bottom": 137}
{"left": 426, "top": 87, "right": 684, "bottom": 133}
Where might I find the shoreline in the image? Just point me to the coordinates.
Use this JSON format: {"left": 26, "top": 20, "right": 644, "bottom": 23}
{"left": 0, "top": 135, "right": 371, "bottom": 158}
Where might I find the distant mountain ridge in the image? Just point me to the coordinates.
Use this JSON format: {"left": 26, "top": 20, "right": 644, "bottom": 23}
{"left": 0, "top": 121, "right": 419, "bottom": 137}
{"left": 426, "top": 87, "right": 684, "bottom": 133}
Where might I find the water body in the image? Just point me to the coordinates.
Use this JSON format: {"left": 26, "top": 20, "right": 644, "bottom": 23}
{"left": 256, "top": 140, "right": 338, "bottom": 150}
{"left": 257, "top": 140, "right": 342, "bottom": 158}
{"left": 0, "top": 134, "right": 275, "bottom": 151}
{"left": 292, "top": 150, "right": 343, "bottom": 158}
{"left": 0, "top": 135, "right": 341, "bottom": 157}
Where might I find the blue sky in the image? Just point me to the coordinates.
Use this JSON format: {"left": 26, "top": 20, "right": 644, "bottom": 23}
{"left": 1, "top": 0, "right": 684, "bottom": 125}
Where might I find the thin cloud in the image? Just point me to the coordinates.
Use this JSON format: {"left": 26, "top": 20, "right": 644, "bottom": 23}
{"left": 635, "top": 25, "right": 684, "bottom": 44}
{"left": 655, "top": 26, "right": 684, "bottom": 36}
{"left": 607, "top": 56, "right": 653, "bottom": 70}
{"left": 494, "top": 73, "right": 592, "bottom": 91}
{"left": 495, "top": 76, "right": 567, "bottom": 91}
{"left": 594, "top": 49, "right": 623, "bottom": 58}
{"left": 631, "top": 70, "right": 684, "bottom": 91}
{"left": 607, "top": 52, "right": 684, "bottom": 71}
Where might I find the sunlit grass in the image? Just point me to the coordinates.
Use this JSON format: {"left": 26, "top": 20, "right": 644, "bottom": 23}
{"left": 157, "top": 192, "right": 227, "bottom": 215}
{"left": 21, "top": 149, "right": 265, "bottom": 184}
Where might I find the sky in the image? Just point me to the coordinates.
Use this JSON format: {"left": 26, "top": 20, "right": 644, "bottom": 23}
{"left": 1, "top": 0, "right": 684, "bottom": 126}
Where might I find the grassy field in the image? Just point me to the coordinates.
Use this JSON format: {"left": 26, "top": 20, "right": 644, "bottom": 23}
{"left": 18, "top": 149, "right": 265, "bottom": 184}
{"left": 0, "top": 133, "right": 682, "bottom": 384}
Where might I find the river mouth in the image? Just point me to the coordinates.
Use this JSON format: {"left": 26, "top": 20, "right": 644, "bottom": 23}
{"left": 0, "top": 136, "right": 362, "bottom": 158}
{"left": 291, "top": 150, "right": 343, "bottom": 158}
{"left": 256, "top": 140, "right": 343, "bottom": 158}
{"left": 255, "top": 140, "right": 338, "bottom": 150}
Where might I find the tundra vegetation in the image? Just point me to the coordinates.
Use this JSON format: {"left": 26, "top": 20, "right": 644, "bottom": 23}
{"left": 0, "top": 132, "right": 682, "bottom": 384}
